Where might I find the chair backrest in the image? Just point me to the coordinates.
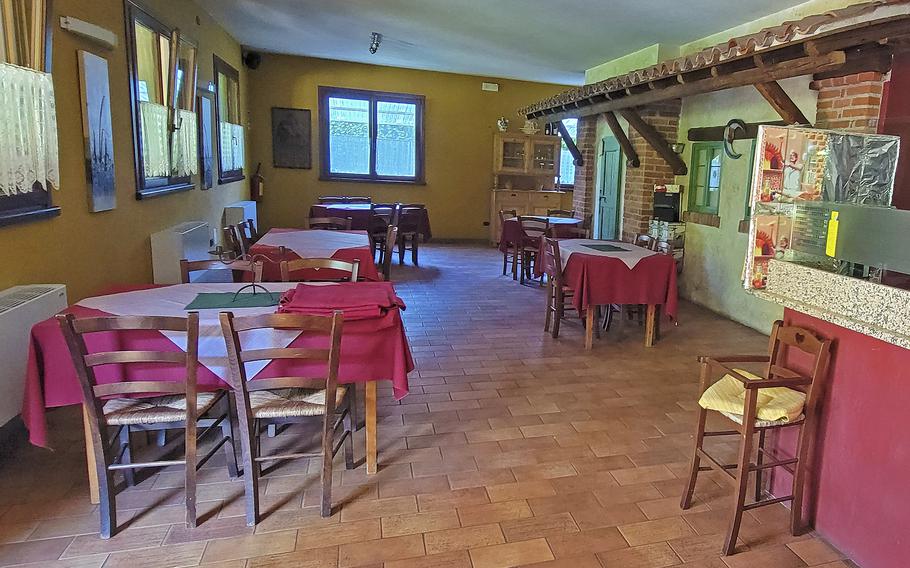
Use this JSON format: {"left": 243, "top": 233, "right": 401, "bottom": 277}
{"left": 345, "top": 196, "right": 372, "bottom": 204}
{"left": 308, "top": 217, "right": 353, "bottom": 230}
{"left": 398, "top": 206, "right": 424, "bottom": 233}
{"left": 222, "top": 225, "right": 244, "bottom": 257}
{"left": 218, "top": 311, "right": 343, "bottom": 412}
{"left": 57, "top": 313, "right": 200, "bottom": 424}
{"left": 280, "top": 258, "right": 360, "bottom": 282}
{"left": 547, "top": 225, "right": 589, "bottom": 239}
{"left": 656, "top": 241, "right": 674, "bottom": 255}
{"left": 499, "top": 209, "right": 517, "bottom": 225}
{"left": 547, "top": 209, "right": 575, "bottom": 218}
{"left": 244, "top": 219, "right": 260, "bottom": 242}
{"left": 542, "top": 238, "right": 564, "bottom": 282}
{"left": 370, "top": 204, "right": 396, "bottom": 233}
{"left": 519, "top": 216, "right": 548, "bottom": 241}
{"left": 180, "top": 258, "right": 264, "bottom": 284}
{"left": 318, "top": 196, "right": 346, "bottom": 204}
{"left": 382, "top": 225, "right": 399, "bottom": 281}
{"left": 634, "top": 234, "right": 658, "bottom": 250}
{"left": 765, "top": 321, "right": 832, "bottom": 417}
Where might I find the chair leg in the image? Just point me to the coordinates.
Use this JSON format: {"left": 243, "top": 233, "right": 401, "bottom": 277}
{"left": 790, "top": 422, "right": 814, "bottom": 536}
{"left": 544, "top": 282, "right": 553, "bottom": 333}
{"left": 233, "top": 396, "right": 260, "bottom": 527}
{"left": 755, "top": 429, "right": 766, "bottom": 503}
{"left": 320, "top": 418, "right": 334, "bottom": 518}
{"left": 553, "top": 291, "right": 563, "bottom": 339}
{"left": 221, "top": 397, "right": 240, "bottom": 478}
{"left": 411, "top": 237, "right": 418, "bottom": 266}
{"left": 723, "top": 425, "right": 757, "bottom": 556}
{"left": 680, "top": 407, "right": 708, "bottom": 510}
{"left": 118, "top": 426, "right": 135, "bottom": 487}
{"left": 397, "top": 236, "right": 405, "bottom": 264}
{"left": 343, "top": 405, "right": 355, "bottom": 470}
{"left": 511, "top": 244, "right": 519, "bottom": 281}
{"left": 98, "top": 466, "right": 117, "bottom": 539}
{"left": 502, "top": 250, "right": 508, "bottom": 276}
{"left": 185, "top": 418, "right": 198, "bottom": 529}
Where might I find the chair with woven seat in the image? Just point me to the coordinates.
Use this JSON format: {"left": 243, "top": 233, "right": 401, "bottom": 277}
{"left": 680, "top": 321, "right": 832, "bottom": 555}
{"left": 180, "top": 258, "right": 263, "bottom": 284}
{"left": 542, "top": 238, "right": 578, "bottom": 338}
{"left": 222, "top": 225, "right": 245, "bottom": 258}
{"left": 547, "top": 208, "right": 575, "bottom": 218}
{"left": 515, "top": 216, "right": 548, "bottom": 284}
{"left": 381, "top": 225, "right": 399, "bottom": 281}
{"left": 219, "top": 311, "right": 355, "bottom": 521}
{"left": 546, "top": 225, "right": 589, "bottom": 239}
{"left": 279, "top": 256, "right": 360, "bottom": 282}
{"left": 498, "top": 209, "right": 519, "bottom": 276}
{"left": 370, "top": 203, "right": 400, "bottom": 262}
{"left": 57, "top": 312, "right": 238, "bottom": 538}
{"left": 308, "top": 217, "right": 353, "bottom": 231}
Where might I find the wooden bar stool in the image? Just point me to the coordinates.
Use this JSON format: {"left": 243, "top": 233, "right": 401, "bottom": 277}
{"left": 680, "top": 321, "right": 831, "bottom": 555}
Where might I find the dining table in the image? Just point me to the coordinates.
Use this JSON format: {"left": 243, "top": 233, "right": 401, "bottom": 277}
{"left": 21, "top": 281, "right": 413, "bottom": 504}
{"left": 309, "top": 203, "right": 432, "bottom": 240}
{"left": 538, "top": 238, "right": 678, "bottom": 349}
{"left": 249, "top": 228, "right": 381, "bottom": 281}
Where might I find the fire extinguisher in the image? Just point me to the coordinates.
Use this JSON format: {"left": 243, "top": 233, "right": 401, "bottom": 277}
{"left": 250, "top": 162, "right": 264, "bottom": 202}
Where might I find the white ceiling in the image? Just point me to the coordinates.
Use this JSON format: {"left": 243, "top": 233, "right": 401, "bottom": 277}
{"left": 199, "top": 0, "right": 810, "bottom": 85}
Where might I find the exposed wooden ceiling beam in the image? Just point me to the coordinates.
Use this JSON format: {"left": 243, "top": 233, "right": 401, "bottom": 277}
{"left": 754, "top": 81, "right": 811, "bottom": 125}
{"left": 528, "top": 50, "right": 847, "bottom": 122}
{"left": 812, "top": 43, "right": 893, "bottom": 80}
{"left": 603, "top": 111, "right": 641, "bottom": 168}
{"left": 688, "top": 120, "right": 788, "bottom": 142}
{"left": 555, "top": 121, "right": 583, "bottom": 167}
{"left": 618, "top": 109, "right": 687, "bottom": 176}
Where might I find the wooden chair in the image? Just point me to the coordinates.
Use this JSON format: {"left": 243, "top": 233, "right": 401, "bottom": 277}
{"left": 279, "top": 258, "right": 360, "bottom": 282}
{"left": 222, "top": 225, "right": 244, "bottom": 257}
{"left": 308, "top": 217, "right": 353, "bottom": 230}
{"left": 219, "top": 311, "right": 354, "bottom": 522}
{"left": 547, "top": 209, "right": 575, "bottom": 218}
{"left": 370, "top": 203, "right": 400, "bottom": 261}
{"left": 634, "top": 233, "right": 659, "bottom": 250}
{"left": 515, "top": 216, "right": 548, "bottom": 284}
{"left": 180, "top": 259, "right": 263, "bottom": 284}
{"left": 57, "top": 312, "right": 238, "bottom": 538}
{"left": 396, "top": 205, "right": 424, "bottom": 266}
{"left": 241, "top": 219, "right": 260, "bottom": 243}
{"left": 542, "top": 238, "right": 577, "bottom": 338}
{"left": 381, "top": 225, "right": 399, "bottom": 281}
{"left": 498, "top": 209, "right": 519, "bottom": 276}
{"left": 680, "top": 321, "right": 832, "bottom": 555}
{"left": 547, "top": 225, "right": 589, "bottom": 239}
{"left": 345, "top": 196, "right": 372, "bottom": 204}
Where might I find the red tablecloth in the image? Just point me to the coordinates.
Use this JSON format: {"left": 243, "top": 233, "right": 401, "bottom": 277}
{"left": 21, "top": 284, "right": 412, "bottom": 448}
{"left": 561, "top": 251, "right": 678, "bottom": 319}
{"left": 250, "top": 229, "right": 380, "bottom": 282}
{"left": 499, "top": 217, "right": 582, "bottom": 253}
{"left": 310, "top": 204, "right": 432, "bottom": 240}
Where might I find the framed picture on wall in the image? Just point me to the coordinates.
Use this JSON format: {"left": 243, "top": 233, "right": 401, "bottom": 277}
{"left": 271, "top": 107, "right": 312, "bottom": 169}
{"left": 77, "top": 50, "right": 116, "bottom": 212}
{"left": 197, "top": 89, "right": 215, "bottom": 189}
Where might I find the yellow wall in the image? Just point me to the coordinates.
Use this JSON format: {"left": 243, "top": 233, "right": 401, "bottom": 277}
{"left": 0, "top": 0, "right": 249, "bottom": 301}
{"left": 246, "top": 55, "right": 568, "bottom": 240}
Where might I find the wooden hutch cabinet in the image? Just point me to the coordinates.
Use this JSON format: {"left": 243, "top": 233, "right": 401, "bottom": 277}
{"left": 489, "top": 132, "right": 573, "bottom": 243}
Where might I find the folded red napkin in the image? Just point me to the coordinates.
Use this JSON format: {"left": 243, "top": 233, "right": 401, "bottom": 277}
{"left": 277, "top": 282, "right": 405, "bottom": 320}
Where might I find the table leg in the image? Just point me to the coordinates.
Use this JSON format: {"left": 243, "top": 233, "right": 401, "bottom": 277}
{"left": 365, "top": 381, "right": 377, "bottom": 474}
{"left": 83, "top": 405, "right": 100, "bottom": 504}
{"left": 644, "top": 304, "right": 657, "bottom": 347}
{"left": 584, "top": 308, "right": 594, "bottom": 350}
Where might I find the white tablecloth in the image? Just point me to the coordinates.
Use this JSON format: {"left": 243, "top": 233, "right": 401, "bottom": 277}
{"left": 255, "top": 229, "right": 369, "bottom": 259}
{"left": 77, "top": 282, "right": 310, "bottom": 380}
{"left": 558, "top": 239, "right": 656, "bottom": 270}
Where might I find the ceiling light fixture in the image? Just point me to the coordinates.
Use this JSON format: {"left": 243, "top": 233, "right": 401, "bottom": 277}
{"left": 369, "top": 32, "right": 382, "bottom": 54}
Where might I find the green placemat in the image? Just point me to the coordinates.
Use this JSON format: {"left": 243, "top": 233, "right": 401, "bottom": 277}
{"left": 583, "top": 244, "right": 627, "bottom": 253}
{"left": 184, "top": 292, "right": 280, "bottom": 310}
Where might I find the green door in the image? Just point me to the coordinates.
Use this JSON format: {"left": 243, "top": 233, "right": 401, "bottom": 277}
{"left": 597, "top": 136, "right": 622, "bottom": 240}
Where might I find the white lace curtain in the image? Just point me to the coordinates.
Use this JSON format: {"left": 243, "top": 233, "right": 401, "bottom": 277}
{"left": 139, "top": 101, "right": 169, "bottom": 178}
{"left": 0, "top": 62, "right": 60, "bottom": 196}
{"left": 219, "top": 121, "right": 245, "bottom": 172}
{"left": 171, "top": 109, "right": 198, "bottom": 177}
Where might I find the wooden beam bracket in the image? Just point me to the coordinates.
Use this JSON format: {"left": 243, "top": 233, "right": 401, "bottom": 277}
{"left": 555, "top": 121, "right": 583, "bottom": 167}
{"left": 754, "top": 81, "right": 811, "bottom": 125}
{"left": 618, "top": 109, "right": 687, "bottom": 176}
{"left": 603, "top": 111, "right": 640, "bottom": 168}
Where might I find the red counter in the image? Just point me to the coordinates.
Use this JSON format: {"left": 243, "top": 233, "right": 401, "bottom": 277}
{"left": 770, "top": 309, "right": 910, "bottom": 568}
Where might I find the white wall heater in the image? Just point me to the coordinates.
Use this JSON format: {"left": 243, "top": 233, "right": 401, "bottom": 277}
{"left": 150, "top": 221, "right": 211, "bottom": 284}
{"left": 0, "top": 285, "right": 68, "bottom": 427}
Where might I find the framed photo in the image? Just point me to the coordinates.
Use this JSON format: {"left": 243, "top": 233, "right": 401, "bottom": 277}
{"left": 77, "top": 50, "right": 116, "bottom": 212}
{"left": 197, "top": 89, "right": 215, "bottom": 189}
{"left": 271, "top": 107, "right": 312, "bottom": 169}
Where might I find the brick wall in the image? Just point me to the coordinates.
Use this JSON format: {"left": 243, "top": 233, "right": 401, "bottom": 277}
{"left": 620, "top": 100, "right": 682, "bottom": 241}
{"left": 572, "top": 115, "right": 598, "bottom": 220}
{"left": 812, "top": 71, "right": 885, "bottom": 133}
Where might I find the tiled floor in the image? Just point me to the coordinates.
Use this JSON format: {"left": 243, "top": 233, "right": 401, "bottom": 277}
{"left": 0, "top": 244, "right": 855, "bottom": 567}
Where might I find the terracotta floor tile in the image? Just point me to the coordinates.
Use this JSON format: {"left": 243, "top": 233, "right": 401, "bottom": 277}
{"left": 423, "top": 523, "right": 505, "bottom": 555}
{"left": 60, "top": 525, "right": 168, "bottom": 558}
{"left": 486, "top": 480, "right": 556, "bottom": 503}
{"left": 469, "top": 538, "right": 554, "bottom": 568}
{"left": 611, "top": 465, "right": 677, "bottom": 486}
{"left": 200, "top": 530, "right": 297, "bottom": 563}
{"left": 382, "top": 510, "right": 460, "bottom": 537}
{"left": 338, "top": 534, "right": 425, "bottom": 567}
{"left": 446, "top": 469, "right": 516, "bottom": 491}
{"left": 499, "top": 512, "right": 579, "bottom": 542}
{"left": 638, "top": 496, "right": 709, "bottom": 520}
{"left": 786, "top": 539, "right": 845, "bottom": 565}
{"left": 246, "top": 545, "right": 338, "bottom": 568}
{"left": 619, "top": 517, "right": 697, "bottom": 547}
{"left": 379, "top": 475, "right": 451, "bottom": 498}
{"left": 102, "top": 541, "right": 206, "bottom": 568}
{"left": 383, "top": 550, "right": 472, "bottom": 568}
{"left": 518, "top": 553, "right": 603, "bottom": 568}
{"left": 295, "top": 519, "right": 381, "bottom": 550}
{"left": 596, "top": 542, "right": 682, "bottom": 568}
{"left": 545, "top": 526, "right": 629, "bottom": 558}
{"left": 0, "top": 537, "right": 73, "bottom": 566}
{"left": 338, "top": 496, "right": 418, "bottom": 521}
{"left": 418, "top": 487, "right": 489, "bottom": 512}
{"left": 719, "top": 543, "right": 808, "bottom": 568}
{"left": 456, "top": 500, "right": 532, "bottom": 527}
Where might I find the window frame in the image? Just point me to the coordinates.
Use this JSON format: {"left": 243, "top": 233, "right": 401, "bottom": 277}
{"left": 124, "top": 1, "right": 197, "bottom": 199}
{"left": 318, "top": 86, "right": 425, "bottom": 184}
{"left": 687, "top": 141, "right": 724, "bottom": 216}
{"left": 213, "top": 54, "right": 244, "bottom": 184}
{"left": 0, "top": 0, "right": 60, "bottom": 227}
{"left": 557, "top": 118, "right": 577, "bottom": 189}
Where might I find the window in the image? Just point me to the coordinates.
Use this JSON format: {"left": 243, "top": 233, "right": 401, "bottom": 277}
{"left": 126, "top": 2, "right": 198, "bottom": 198}
{"left": 214, "top": 55, "right": 244, "bottom": 184}
{"left": 688, "top": 142, "right": 724, "bottom": 215}
{"left": 558, "top": 118, "right": 577, "bottom": 187}
{"left": 319, "top": 87, "right": 425, "bottom": 183}
{"left": 0, "top": 0, "right": 59, "bottom": 227}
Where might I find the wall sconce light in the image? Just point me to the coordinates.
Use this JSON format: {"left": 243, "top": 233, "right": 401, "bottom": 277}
{"left": 670, "top": 143, "right": 686, "bottom": 154}
{"left": 369, "top": 32, "right": 382, "bottom": 54}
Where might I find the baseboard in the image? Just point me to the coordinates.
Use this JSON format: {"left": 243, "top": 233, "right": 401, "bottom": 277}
{"left": 425, "top": 238, "right": 490, "bottom": 245}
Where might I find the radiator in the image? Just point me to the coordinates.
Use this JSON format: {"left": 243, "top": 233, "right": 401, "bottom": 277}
{"left": 0, "top": 285, "right": 68, "bottom": 427}
{"left": 150, "top": 221, "right": 211, "bottom": 284}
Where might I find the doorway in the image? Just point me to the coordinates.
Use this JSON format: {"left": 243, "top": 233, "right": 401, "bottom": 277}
{"left": 596, "top": 136, "right": 623, "bottom": 240}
